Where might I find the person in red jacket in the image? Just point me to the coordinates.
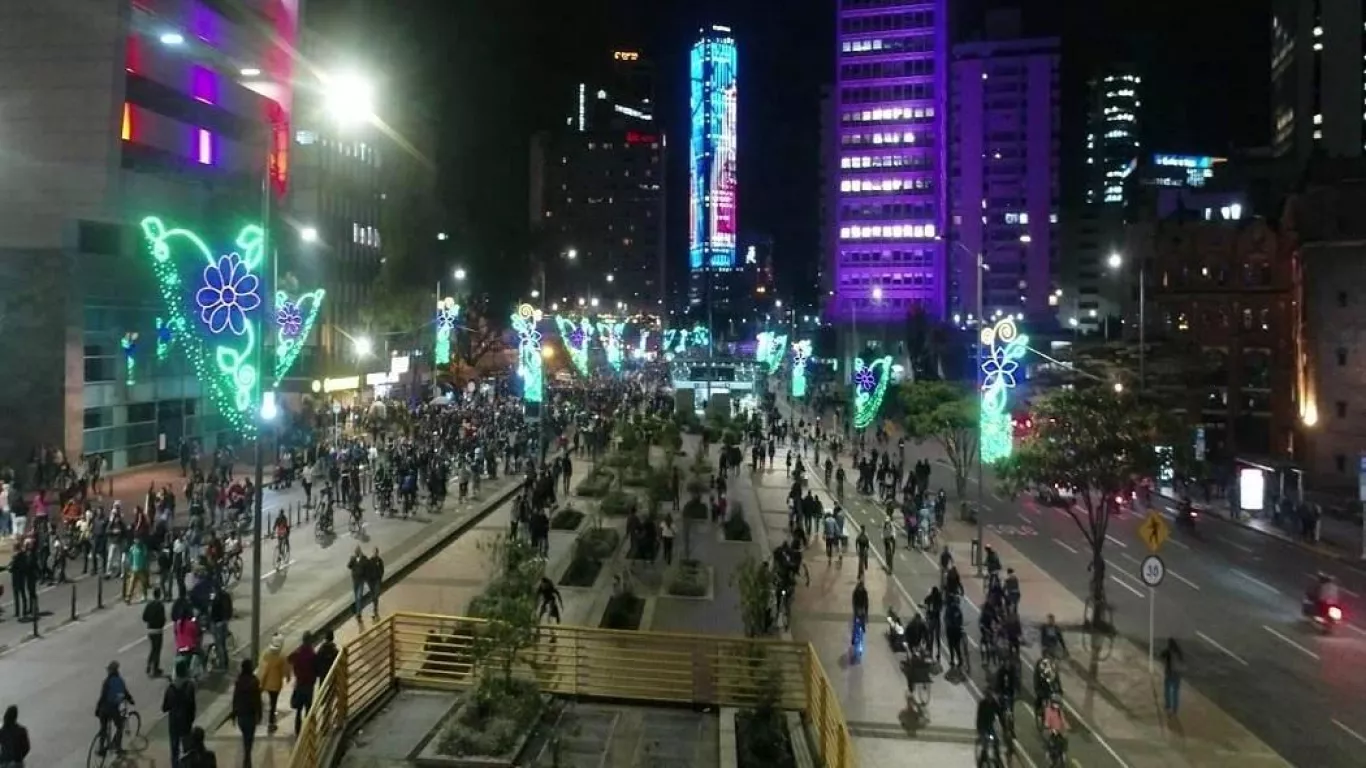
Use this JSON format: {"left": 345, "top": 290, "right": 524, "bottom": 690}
{"left": 287, "top": 632, "right": 318, "bottom": 735}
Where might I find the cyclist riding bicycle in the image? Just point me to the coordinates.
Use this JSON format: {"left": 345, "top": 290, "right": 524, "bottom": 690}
{"left": 975, "top": 689, "right": 1003, "bottom": 766}
{"left": 95, "top": 661, "right": 135, "bottom": 757}
{"left": 1039, "top": 613, "right": 1068, "bottom": 660}
{"left": 273, "top": 511, "right": 291, "bottom": 561}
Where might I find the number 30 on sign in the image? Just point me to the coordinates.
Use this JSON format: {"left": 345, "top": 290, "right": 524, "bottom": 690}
{"left": 1140, "top": 555, "right": 1165, "bottom": 587}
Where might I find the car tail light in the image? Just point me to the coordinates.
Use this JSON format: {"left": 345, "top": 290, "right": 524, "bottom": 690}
{"left": 1328, "top": 606, "right": 1344, "bottom": 621}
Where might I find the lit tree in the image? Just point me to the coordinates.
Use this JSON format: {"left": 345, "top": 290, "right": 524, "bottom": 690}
{"left": 994, "top": 387, "right": 1188, "bottom": 629}
{"left": 899, "top": 381, "right": 978, "bottom": 498}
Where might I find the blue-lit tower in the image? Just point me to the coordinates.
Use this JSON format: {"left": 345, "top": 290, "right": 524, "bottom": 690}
{"left": 688, "top": 26, "right": 738, "bottom": 305}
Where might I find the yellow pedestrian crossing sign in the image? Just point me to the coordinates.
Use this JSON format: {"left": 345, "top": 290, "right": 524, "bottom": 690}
{"left": 1140, "top": 511, "right": 1169, "bottom": 552}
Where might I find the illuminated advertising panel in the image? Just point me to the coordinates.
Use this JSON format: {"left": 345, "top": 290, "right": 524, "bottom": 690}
{"left": 689, "top": 28, "right": 738, "bottom": 272}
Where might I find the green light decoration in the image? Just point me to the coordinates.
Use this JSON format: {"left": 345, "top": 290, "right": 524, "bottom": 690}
{"left": 141, "top": 216, "right": 263, "bottom": 437}
{"left": 690, "top": 324, "right": 711, "bottom": 349}
{"left": 434, "top": 297, "right": 459, "bottom": 366}
{"left": 791, "top": 339, "right": 812, "bottom": 398}
{"left": 272, "top": 288, "right": 325, "bottom": 386}
{"left": 512, "top": 303, "right": 544, "bottom": 403}
{"left": 555, "top": 315, "right": 593, "bottom": 376}
{"left": 154, "top": 317, "right": 183, "bottom": 362}
{"left": 121, "top": 332, "right": 138, "bottom": 386}
{"left": 852, "top": 355, "right": 893, "bottom": 430}
{"left": 980, "top": 317, "right": 1029, "bottom": 463}
{"left": 633, "top": 330, "right": 651, "bottom": 360}
{"left": 597, "top": 320, "right": 625, "bottom": 373}
{"left": 756, "top": 331, "right": 788, "bottom": 374}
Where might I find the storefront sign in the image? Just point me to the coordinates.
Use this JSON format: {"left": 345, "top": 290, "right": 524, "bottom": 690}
{"left": 323, "top": 376, "right": 360, "bottom": 393}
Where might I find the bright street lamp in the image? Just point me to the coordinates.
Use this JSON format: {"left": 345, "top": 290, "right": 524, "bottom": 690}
{"left": 590, "top": 297, "right": 600, "bottom": 308}
{"left": 531, "top": 290, "right": 541, "bottom": 299}
{"left": 872, "top": 286, "right": 884, "bottom": 301}
{"left": 437, "top": 232, "right": 449, "bottom": 241}
{"left": 1019, "top": 235, "right": 1032, "bottom": 244}
{"left": 353, "top": 336, "right": 374, "bottom": 358}
{"left": 1107, "top": 252, "right": 1123, "bottom": 270}
{"left": 453, "top": 268, "right": 467, "bottom": 282}
{"left": 300, "top": 226, "right": 319, "bottom": 243}
{"left": 606, "top": 274, "right": 615, "bottom": 283}
{"left": 159, "top": 32, "right": 185, "bottom": 46}
{"left": 323, "top": 72, "right": 376, "bottom": 126}
{"left": 566, "top": 248, "right": 578, "bottom": 260}
{"left": 1108, "top": 251, "right": 1146, "bottom": 388}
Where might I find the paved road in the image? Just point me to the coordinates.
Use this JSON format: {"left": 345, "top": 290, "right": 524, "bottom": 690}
{"left": 0, "top": 473, "right": 522, "bottom": 768}
{"left": 989, "top": 480, "right": 1366, "bottom": 767}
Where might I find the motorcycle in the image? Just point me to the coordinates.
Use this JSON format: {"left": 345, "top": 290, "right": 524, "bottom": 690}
{"left": 1302, "top": 598, "right": 1343, "bottom": 634}
{"left": 1176, "top": 507, "right": 1198, "bottom": 530}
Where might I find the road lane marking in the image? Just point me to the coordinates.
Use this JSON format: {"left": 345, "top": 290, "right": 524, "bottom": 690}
{"left": 1110, "top": 575, "right": 1145, "bottom": 598}
{"left": 117, "top": 635, "right": 147, "bottom": 654}
{"left": 1224, "top": 540, "right": 1255, "bottom": 554}
{"left": 1232, "top": 569, "right": 1280, "bottom": 595}
{"left": 1168, "top": 538, "right": 1190, "bottom": 550}
{"left": 1017, "top": 513, "right": 1032, "bottom": 525}
{"left": 1105, "top": 534, "right": 1128, "bottom": 549}
{"left": 1262, "top": 625, "right": 1321, "bottom": 660}
{"left": 1334, "top": 718, "right": 1366, "bottom": 745}
{"left": 1167, "top": 569, "right": 1201, "bottom": 590}
{"left": 1195, "top": 631, "right": 1248, "bottom": 666}
{"left": 1053, "top": 538, "right": 1079, "bottom": 555}
{"left": 1350, "top": 624, "right": 1366, "bottom": 639}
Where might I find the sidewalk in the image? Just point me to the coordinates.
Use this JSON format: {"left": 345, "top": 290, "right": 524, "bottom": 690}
{"left": 1157, "top": 489, "right": 1361, "bottom": 562}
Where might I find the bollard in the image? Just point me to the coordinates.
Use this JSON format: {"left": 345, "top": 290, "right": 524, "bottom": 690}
{"left": 97, "top": 574, "right": 104, "bottom": 609}
{"left": 70, "top": 583, "right": 77, "bottom": 621}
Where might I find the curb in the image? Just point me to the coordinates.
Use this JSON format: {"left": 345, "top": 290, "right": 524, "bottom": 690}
{"left": 196, "top": 472, "right": 534, "bottom": 733}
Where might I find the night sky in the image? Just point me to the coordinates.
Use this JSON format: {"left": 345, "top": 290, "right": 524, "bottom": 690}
{"left": 309, "top": 0, "right": 1269, "bottom": 302}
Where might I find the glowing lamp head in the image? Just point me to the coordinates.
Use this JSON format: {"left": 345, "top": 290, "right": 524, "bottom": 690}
{"left": 260, "top": 391, "right": 279, "bottom": 421}
{"left": 353, "top": 336, "right": 374, "bottom": 358}
{"left": 1328, "top": 605, "right": 1344, "bottom": 621}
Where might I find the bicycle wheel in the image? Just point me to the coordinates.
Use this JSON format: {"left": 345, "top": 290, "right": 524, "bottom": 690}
{"left": 124, "top": 709, "right": 142, "bottom": 741}
{"left": 228, "top": 557, "right": 243, "bottom": 584}
{"left": 87, "top": 731, "right": 108, "bottom": 768}
{"left": 913, "top": 680, "right": 932, "bottom": 708}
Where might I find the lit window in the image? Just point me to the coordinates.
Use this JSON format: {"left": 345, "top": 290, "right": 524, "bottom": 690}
{"left": 1314, "top": 113, "right": 1323, "bottom": 125}
{"left": 1313, "top": 25, "right": 1323, "bottom": 37}
{"left": 1314, "top": 42, "right": 1324, "bottom": 51}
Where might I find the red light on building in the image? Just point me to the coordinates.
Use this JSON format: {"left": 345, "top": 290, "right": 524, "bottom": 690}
{"left": 626, "top": 131, "right": 658, "bottom": 145}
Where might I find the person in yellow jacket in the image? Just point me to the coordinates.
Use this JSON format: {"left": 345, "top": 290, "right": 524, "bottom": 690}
{"left": 257, "top": 633, "right": 291, "bottom": 733}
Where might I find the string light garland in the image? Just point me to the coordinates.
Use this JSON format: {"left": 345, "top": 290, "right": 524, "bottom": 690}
{"left": 141, "top": 216, "right": 263, "bottom": 437}
{"left": 790, "top": 339, "right": 812, "bottom": 398}
{"left": 980, "top": 317, "right": 1029, "bottom": 463}
{"left": 852, "top": 355, "right": 893, "bottom": 430}
{"left": 272, "top": 288, "right": 325, "bottom": 386}
{"left": 434, "top": 297, "right": 459, "bottom": 366}
{"left": 121, "top": 332, "right": 138, "bottom": 386}
{"left": 555, "top": 315, "right": 593, "bottom": 376}
{"left": 755, "top": 331, "right": 788, "bottom": 374}
{"left": 154, "top": 316, "right": 184, "bottom": 363}
{"left": 512, "top": 303, "right": 544, "bottom": 403}
{"left": 597, "top": 320, "right": 625, "bottom": 373}
{"left": 633, "top": 329, "right": 651, "bottom": 360}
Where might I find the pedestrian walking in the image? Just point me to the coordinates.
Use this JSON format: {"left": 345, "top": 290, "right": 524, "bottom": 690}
{"left": 162, "top": 661, "right": 197, "bottom": 768}
{"left": 9, "top": 543, "right": 31, "bottom": 620}
{"left": 366, "top": 548, "right": 384, "bottom": 620}
{"left": 142, "top": 588, "right": 167, "bottom": 676}
{"left": 1160, "top": 638, "right": 1184, "bottom": 716}
{"left": 287, "top": 632, "right": 317, "bottom": 734}
{"left": 347, "top": 546, "right": 367, "bottom": 625}
{"left": 0, "top": 705, "right": 31, "bottom": 768}
{"left": 660, "top": 515, "right": 675, "bottom": 565}
{"left": 181, "top": 726, "right": 216, "bottom": 768}
{"left": 257, "top": 634, "right": 289, "bottom": 733}
{"left": 231, "top": 659, "right": 262, "bottom": 767}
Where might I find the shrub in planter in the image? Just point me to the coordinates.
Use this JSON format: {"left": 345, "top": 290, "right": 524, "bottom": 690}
{"left": 559, "top": 528, "right": 620, "bottom": 587}
{"left": 667, "top": 559, "right": 708, "bottom": 597}
{"left": 601, "top": 592, "right": 645, "bottom": 630}
{"left": 599, "top": 489, "right": 637, "bottom": 517}
{"left": 550, "top": 507, "right": 584, "bottom": 530}
{"left": 682, "top": 498, "right": 709, "bottom": 521}
{"left": 722, "top": 504, "right": 752, "bottom": 542}
{"left": 575, "top": 469, "right": 614, "bottom": 498}
{"left": 438, "top": 677, "right": 543, "bottom": 758}
{"left": 735, "top": 709, "right": 795, "bottom": 768}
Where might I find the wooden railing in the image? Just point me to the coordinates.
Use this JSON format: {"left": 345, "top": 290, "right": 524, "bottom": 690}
{"left": 289, "top": 612, "right": 854, "bottom": 768}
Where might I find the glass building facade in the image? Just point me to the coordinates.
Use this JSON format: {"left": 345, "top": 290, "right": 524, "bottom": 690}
{"left": 831, "top": 0, "right": 949, "bottom": 321}
{"left": 688, "top": 26, "right": 739, "bottom": 305}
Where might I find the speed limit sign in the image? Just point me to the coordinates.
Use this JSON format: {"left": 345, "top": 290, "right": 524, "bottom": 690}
{"left": 1140, "top": 555, "right": 1165, "bottom": 587}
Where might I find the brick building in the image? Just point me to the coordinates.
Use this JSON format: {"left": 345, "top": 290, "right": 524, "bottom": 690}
{"left": 1131, "top": 217, "right": 1295, "bottom": 466}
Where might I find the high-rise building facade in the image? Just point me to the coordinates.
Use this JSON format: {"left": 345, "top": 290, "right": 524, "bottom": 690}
{"left": 0, "top": 0, "right": 299, "bottom": 469}
{"left": 949, "top": 30, "right": 1060, "bottom": 323}
{"left": 830, "top": 0, "right": 949, "bottom": 323}
{"left": 1271, "top": 0, "right": 1366, "bottom": 166}
{"left": 531, "top": 50, "right": 666, "bottom": 313}
{"left": 688, "top": 26, "right": 739, "bottom": 306}
{"left": 1066, "top": 66, "right": 1141, "bottom": 333}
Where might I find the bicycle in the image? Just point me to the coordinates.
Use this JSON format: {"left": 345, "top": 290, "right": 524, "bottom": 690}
{"left": 87, "top": 700, "right": 141, "bottom": 768}
{"left": 348, "top": 507, "right": 364, "bottom": 536}
{"left": 974, "top": 730, "right": 1004, "bottom": 768}
{"left": 274, "top": 536, "right": 289, "bottom": 570}
{"left": 204, "top": 626, "right": 239, "bottom": 671}
{"left": 222, "top": 553, "right": 243, "bottom": 586}
{"left": 907, "top": 649, "right": 933, "bottom": 710}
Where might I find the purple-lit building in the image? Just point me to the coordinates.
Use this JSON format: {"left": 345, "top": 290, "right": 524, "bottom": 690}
{"left": 830, "top": 0, "right": 949, "bottom": 324}
{"left": 949, "top": 27, "right": 1060, "bottom": 324}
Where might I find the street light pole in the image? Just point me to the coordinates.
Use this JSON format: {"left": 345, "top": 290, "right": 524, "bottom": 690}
{"left": 249, "top": 144, "right": 273, "bottom": 664}
{"left": 975, "top": 251, "right": 985, "bottom": 576}
{"left": 1138, "top": 260, "right": 1146, "bottom": 391}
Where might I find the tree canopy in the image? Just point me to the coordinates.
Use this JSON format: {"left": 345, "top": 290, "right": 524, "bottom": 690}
{"left": 899, "top": 381, "right": 978, "bottom": 496}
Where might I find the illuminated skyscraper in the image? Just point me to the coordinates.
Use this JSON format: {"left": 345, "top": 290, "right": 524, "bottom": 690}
{"left": 689, "top": 26, "right": 739, "bottom": 305}
{"left": 830, "top": 1, "right": 949, "bottom": 322}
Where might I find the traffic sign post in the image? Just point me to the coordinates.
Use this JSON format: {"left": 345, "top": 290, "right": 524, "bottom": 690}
{"left": 1141, "top": 554, "right": 1165, "bottom": 673}
{"left": 1139, "top": 511, "right": 1169, "bottom": 552}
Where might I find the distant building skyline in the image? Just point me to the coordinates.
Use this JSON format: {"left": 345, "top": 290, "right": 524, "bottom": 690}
{"left": 688, "top": 26, "right": 739, "bottom": 306}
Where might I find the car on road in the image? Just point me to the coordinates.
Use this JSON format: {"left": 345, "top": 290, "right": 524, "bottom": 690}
{"left": 1035, "top": 483, "right": 1075, "bottom": 507}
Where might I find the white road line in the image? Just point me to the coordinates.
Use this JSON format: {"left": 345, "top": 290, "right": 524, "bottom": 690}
{"left": 1053, "top": 538, "right": 1079, "bottom": 555}
{"left": 1105, "top": 534, "right": 1128, "bottom": 549}
{"left": 1017, "top": 512, "right": 1032, "bottom": 525}
{"left": 1168, "top": 569, "right": 1201, "bottom": 591}
{"left": 117, "top": 635, "right": 148, "bottom": 654}
{"left": 1168, "top": 538, "right": 1190, "bottom": 550}
{"left": 260, "top": 558, "right": 295, "bottom": 580}
{"left": 1120, "top": 552, "right": 1140, "bottom": 565}
{"left": 1195, "top": 631, "right": 1248, "bottom": 666}
{"left": 1232, "top": 569, "right": 1281, "bottom": 595}
{"left": 1110, "top": 574, "right": 1145, "bottom": 598}
{"left": 1333, "top": 718, "right": 1366, "bottom": 746}
{"left": 1225, "top": 540, "right": 1255, "bottom": 554}
{"left": 1350, "top": 624, "right": 1366, "bottom": 639}
{"left": 1262, "top": 624, "right": 1321, "bottom": 660}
